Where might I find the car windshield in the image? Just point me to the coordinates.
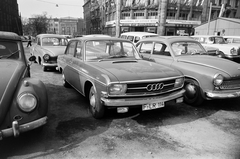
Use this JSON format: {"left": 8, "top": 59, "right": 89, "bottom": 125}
{"left": 85, "top": 40, "right": 140, "bottom": 61}
{"left": 209, "top": 37, "right": 226, "bottom": 44}
{"left": 172, "top": 41, "right": 207, "bottom": 56}
{"left": 0, "top": 41, "right": 20, "bottom": 59}
{"left": 42, "top": 37, "right": 68, "bottom": 46}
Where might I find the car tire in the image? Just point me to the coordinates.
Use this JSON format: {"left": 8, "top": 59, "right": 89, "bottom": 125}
{"left": 89, "top": 86, "right": 105, "bottom": 119}
{"left": 184, "top": 79, "right": 204, "bottom": 106}
{"left": 62, "top": 73, "right": 71, "bottom": 88}
{"left": 218, "top": 51, "right": 225, "bottom": 58}
{"left": 43, "top": 66, "right": 47, "bottom": 72}
{"left": 38, "top": 57, "right": 41, "bottom": 65}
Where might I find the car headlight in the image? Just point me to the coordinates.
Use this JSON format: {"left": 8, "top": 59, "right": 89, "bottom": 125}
{"left": 174, "top": 77, "right": 184, "bottom": 88}
{"left": 17, "top": 93, "right": 37, "bottom": 112}
{"left": 230, "top": 48, "right": 237, "bottom": 55}
{"left": 43, "top": 54, "right": 50, "bottom": 61}
{"left": 108, "top": 83, "right": 127, "bottom": 95}
{"left": 213, "top": 74, "right": 224, "bottom": 86}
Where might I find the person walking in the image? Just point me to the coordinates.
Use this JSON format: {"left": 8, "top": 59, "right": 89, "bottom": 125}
{"left": 27, "top": 36, "right": 32, "bottom": 47}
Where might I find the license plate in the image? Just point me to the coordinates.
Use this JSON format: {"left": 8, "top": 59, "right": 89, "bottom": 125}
{"left": 142, "top": 101, "right": 164, "bottom": 111}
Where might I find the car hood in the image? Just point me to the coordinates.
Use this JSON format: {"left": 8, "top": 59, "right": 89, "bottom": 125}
{"left": 42, "top": 46, "right": 66, "bottom": 56}
{"left": 176, "top": 55, "right": 240, "bottom": 77}
{"left": 91, "top": 60, "right": 182, "bottom": 81}
{"left": 0, "top": 60, "right": 25, "bottom": 125}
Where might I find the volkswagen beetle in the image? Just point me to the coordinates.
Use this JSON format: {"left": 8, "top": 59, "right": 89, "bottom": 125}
{"left": 0, "top": 31, "right": 48, "bottom": 140}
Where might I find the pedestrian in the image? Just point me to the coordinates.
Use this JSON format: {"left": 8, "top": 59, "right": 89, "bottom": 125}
{"left": 27, "top": 36, "right": 32, "bottom": 47}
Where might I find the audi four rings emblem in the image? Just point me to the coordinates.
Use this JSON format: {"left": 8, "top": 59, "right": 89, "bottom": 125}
{"left": 146, "top": 83, "right": 164, "bottom": 91}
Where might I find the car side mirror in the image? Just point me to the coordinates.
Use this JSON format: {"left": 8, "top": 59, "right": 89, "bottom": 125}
{"left": 29, "top": 55, "right": 36, "bottom": 62}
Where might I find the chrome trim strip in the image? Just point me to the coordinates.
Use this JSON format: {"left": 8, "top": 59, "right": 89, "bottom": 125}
{"left": 101, "top": 89, "right": 185, "bottom": 107}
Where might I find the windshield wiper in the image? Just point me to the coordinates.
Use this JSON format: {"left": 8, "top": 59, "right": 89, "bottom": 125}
{"left": 6, "top": 50, "right": 20, "bottom": 59}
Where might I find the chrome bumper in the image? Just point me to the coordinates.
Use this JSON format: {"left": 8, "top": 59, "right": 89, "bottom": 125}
{"left": 206, "top": 90, "right": 240, "bottom": 99}
{"left": 0, "top": 117, "right": 47, "bottom": 140}
{"left": 42, "top": 62, "right": 57, "bottom": 67}
{"left": 101, "top": 89, "right": 185, "bottom": 107}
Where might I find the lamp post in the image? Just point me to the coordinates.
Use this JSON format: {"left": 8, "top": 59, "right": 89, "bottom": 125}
{"left": 116, "top": 0, "right": 121, "bottom": 37}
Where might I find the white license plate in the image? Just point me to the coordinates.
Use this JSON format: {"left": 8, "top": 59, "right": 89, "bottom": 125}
{"left": 142, "top": 101, "right": 164, "bottom": 111}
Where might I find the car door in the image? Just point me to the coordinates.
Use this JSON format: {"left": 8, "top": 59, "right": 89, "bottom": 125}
{"left": 63, "top": 41, "right": 79, "bottom": 89}
{"left": 70, "top": 41, "right": 83, "bottom": 94}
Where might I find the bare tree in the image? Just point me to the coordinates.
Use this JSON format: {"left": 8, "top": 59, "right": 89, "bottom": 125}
{"left": 29, "top": 12, "right": 50, "bottom": 36}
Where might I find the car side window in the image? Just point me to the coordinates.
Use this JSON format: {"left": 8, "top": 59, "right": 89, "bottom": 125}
{"left": 134, "top": 36, "right": 140, "bottom": 43}
{"left": 139, "top": 42, "right": 152, "bottom": 54}
{"left": 75, "top": 41, "right": 82, "bottom": 60}
{"left": 127, "top": 36, "right": 134, "bottom": 42}
{"left": 37, "top": 38, "right": 41, "bottom": 45}
{"left": 66, "top": 41, "right": 77, "bottom": 56}
{"left": 153, "top": 43, "right": 170, "bottom": 56}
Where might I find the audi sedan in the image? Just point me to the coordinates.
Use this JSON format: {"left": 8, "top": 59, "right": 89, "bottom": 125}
{"left": 0, "top": 31, "right": 48, "bottom": 140}
{"left": 136, "top": 36, "right": 240, "bottom": 106}
{"left": 30, "top": 34, "right": 68, "bottom": 71}
{"left": 57, "top": 37, "right": 185, "bottom": 119}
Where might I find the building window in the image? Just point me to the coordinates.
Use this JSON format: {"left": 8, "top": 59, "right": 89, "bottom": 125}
{"left": 133, "top": 11, "right": 144, "bottom": 19}
{"left": 122, "top": 12, "right": 130, "bottom": 19}
{"left": 148, "top": 11, "right": 158, "bottom": 17}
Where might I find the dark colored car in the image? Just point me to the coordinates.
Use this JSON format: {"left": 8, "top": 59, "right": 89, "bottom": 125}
{"left": 57, "top": 36, "right": 185, "bottom": 119}
{"left": 0, "top": 31, "right": 48, "bottom": 140}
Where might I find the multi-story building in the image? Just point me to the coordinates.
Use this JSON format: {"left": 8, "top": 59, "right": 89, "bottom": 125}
{"left": 84, "top": 0, "right": 240, "bottom": 36}
{"left": 47, "top": 18, "right": 59, "bottom": 34}
{"left": 0, "top": 0, "right": 22, "bottom": 35}
{"left": 59, "top": 17, "right": 78, "bottom": 36}
{"left": 83, "top": 0, "right": 92, "bottom": 35}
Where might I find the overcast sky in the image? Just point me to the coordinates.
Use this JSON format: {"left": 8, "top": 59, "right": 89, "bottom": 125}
{"left": 18, "top": 0, "right": 84, "bottom": 18}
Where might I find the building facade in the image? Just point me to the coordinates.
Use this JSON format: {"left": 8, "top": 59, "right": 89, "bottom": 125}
{"left": 47, "top": 18, "right": 59, "bottom": 34}
{"left": 0, "top": 0, "right": 22, "bottom": 35}
{"left": 83, "top": 0, "right": 240, "bottom": 37}
{"left": 59, "top": 17, "right": 78, "bottom": 36}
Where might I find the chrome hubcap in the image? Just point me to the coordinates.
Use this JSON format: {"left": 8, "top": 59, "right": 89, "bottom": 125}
{"left": 90, "top": 93, "right": 96, "bottom": 111}
{"left": 185, "top": 83, "right": 197, "bottom": 99}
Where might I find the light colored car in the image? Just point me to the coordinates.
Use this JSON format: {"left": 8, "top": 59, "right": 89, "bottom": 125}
{"left": 120, "top": 32, "right": 159, "bottom": 45}
{"left": 223, "top": 36, "right": 240, "bottom": 44}
{"left": 136, "top": 36, "right": 240, "bottom": 106}
{"left": 57, "top": 36, "right": 185, "bottom": 119}
{"left": 30, "top": 34, "right": 68, "bottom": 71}
{"left": 83, "top": 34, "right": 111, "bottom": 38}
{"left": 192, "top": 35, "right": 240, "bottom": 63}
{"left": 0, "top": 31, "right": 48, "bottom": 140}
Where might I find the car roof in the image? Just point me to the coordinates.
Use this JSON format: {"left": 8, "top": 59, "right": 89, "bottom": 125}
{"left": 83, "top": 34, "right": 111, "bottom": 37}
{"left": 121, "top": 32, "right": 158, "bottom": 36}
{"left": 138, "top": 36, "right": 197, "bottom": 43}
{"left": 0, "top": 31, "right": 21, "bottom": 41}
{"left": 36, "top": 34, "right": 67, "bottom": 38}
{"left": 70, "top": 36, "right": 132, "bottom": 42}
{"left": 192, "top": 35, "right": 223, "bottom": 38}
{"left": 223, "top": 36, "right": 240, "bottom": 38}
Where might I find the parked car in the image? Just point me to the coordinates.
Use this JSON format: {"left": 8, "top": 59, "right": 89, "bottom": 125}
{"left": 120, "top": 32, "right": 159, "bottom": 45}
{"left": 57, "top": 37, "right": 185, "bottom": 119}
{"left": 192, "top": 35, "right": 240, "bottom": 63}
{"left": 30, "top": 34, "right": 68, "bottom": 71}
{"left": 223, "top": 36, "right": 240, "bottom": 44}
{"left": 0, "top": 31, "right": 48, "bottom": 140}
{"left": 136, "top": 36, "right": 240, "bottom": 106}
{"left": 83, "top": 34, "right": 111, "bottom": 38}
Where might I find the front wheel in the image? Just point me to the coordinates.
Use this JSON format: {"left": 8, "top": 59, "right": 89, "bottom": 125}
{"left": 89, "top": 86, "right": 105, "bottom": 119}
{"left": 184, "top": 79, "right": 204, "bottom": 106}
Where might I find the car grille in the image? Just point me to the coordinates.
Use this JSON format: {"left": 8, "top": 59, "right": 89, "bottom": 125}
{"left": 220, "top": 79, "right": 240, "bottom": 90}
{"left": 126, "top": 79, "right": 176, "bottom": 95}
{"left": 45, "top": 56, "right": 57, "bottom": 63}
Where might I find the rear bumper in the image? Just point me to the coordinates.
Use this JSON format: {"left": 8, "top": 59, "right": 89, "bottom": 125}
{"left": 0, "top": 116, "right": 47, "bottom": 140}
{"left": 101, "top": 89, "right": 185, "bottom": 107}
